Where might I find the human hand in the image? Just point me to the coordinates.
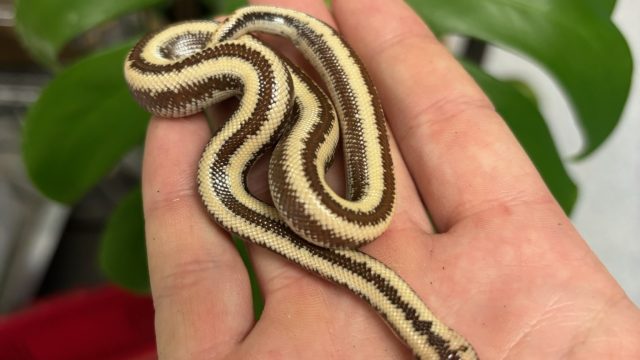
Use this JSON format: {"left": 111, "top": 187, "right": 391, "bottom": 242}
{"left": 140, "top": 0, "right": 640, "bottom": 358}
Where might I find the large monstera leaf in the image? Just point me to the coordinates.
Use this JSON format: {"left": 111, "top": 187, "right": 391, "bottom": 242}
{"left": 408, "top": 0, "right": 632, "bottom": 158}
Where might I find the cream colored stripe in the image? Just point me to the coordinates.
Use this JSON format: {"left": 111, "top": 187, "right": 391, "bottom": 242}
{"left": 221, "top": 8, "right": 392, "bottom": 244}
{"left": 279, "top": 74, "right": 391, "bottom": 245}
{"left": 126, "top": 54, "right": 247, "bottom": 92}
{"left": 197, "top": 50, "right": 292, "bottom": 224}
{"left": 217, "top": 7, "right": 388, "bottom": 214}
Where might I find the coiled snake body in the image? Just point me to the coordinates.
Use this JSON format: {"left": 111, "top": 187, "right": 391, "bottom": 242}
{"left": 124, "top": 6, "right": 477, "bottom": 359}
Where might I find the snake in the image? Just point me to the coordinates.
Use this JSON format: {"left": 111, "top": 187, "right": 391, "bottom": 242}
{"left": 124, "top": 6, "right": 477, "bottom": 359}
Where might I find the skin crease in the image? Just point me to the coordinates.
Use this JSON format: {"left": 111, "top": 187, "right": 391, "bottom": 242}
{"left": 141, "top": 0, "right": 640, "bottom": 358}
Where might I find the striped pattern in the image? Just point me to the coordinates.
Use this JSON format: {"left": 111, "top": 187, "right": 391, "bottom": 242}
{"left": 215, "top": 7, "right": 395, "bottom": 248}
{"left": 124, "top": 6, "right": 477, "bottom": 360}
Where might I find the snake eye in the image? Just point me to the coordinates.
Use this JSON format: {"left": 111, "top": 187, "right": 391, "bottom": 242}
{"left": 158, "top": 30, "right": 212, "bottom": 61}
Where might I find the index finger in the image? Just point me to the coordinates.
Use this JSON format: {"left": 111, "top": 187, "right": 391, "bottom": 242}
{"left": 142, "top": 115, "right": 254, "bottom": 358}
{"left": 333, "top": 0, "right": 558, "bottom": 231}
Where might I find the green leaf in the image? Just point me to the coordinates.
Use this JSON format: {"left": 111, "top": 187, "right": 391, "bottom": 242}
{"left": 222, "top": 0, "right": 248, "bottom": 13}
{"left": 14, "top": 0, "right": 168, "bottom": 68}
{"left": 199, "top": 0, "right": 220, "bottom": 13}
{"left": 100, "top": 188, "right": 150, "bottom": 293}
{"left": 463, "top": 60, "right": 577, "bottom": 213}
{"left": 199, "top": 0, "right": 247, "bottom": 14}
{"left": 503, "top": 79, "right": 539, "bottom": 107}
{"left": 409, "top": 0, "right": 632, "bottom": 157}
{"left": 233, "top": 236, "right": 264, "bottom": 319}
{"left": 22, "top": 42, "right": 149, "bottom": 204}
{"left": 583, "top": 0, "right": 617, "bottom": 16}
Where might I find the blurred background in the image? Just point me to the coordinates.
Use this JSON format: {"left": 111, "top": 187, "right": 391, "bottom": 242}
{"left": 0, "top": 0, "right": 638, "bottom": 356}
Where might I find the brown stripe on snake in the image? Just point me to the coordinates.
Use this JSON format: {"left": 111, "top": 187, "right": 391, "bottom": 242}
{"left": 128, "top": 42, "right": 263, "bottom": 114}
{"left": 268, "top": 64, "right": 347, "bottom": 246}
{"left": 282, "top": 15, "right": 395, "bottom": 203}
{"left": 129, "top": 75, "right": 240, "bottom": 115}
{"left": 219, "top": 9, "right": 395, "bottom": 207}
{"left": 295, "top": 19, "right": 395, "bottom": 192}
{"left": 215, "top": 8, "right": 395, "bottom": 246}
{"left": 269, "top": 59, "right": 390, "bottom": 247}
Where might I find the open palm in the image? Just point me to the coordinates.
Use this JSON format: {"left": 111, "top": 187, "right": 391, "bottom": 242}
{"left": 140, "top": 0, "right": 640, "bottom": 358}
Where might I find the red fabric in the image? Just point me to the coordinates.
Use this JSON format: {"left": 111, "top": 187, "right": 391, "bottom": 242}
{"left": 0, "top": 286, "right": 156, "bottom": 360}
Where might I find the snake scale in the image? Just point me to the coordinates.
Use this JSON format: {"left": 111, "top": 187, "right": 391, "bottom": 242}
{"left": 124, "top": 6, "right": 477, "bottom": 359}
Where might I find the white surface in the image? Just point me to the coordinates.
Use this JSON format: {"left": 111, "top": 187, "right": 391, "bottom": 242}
{"left": 482, "top": 0, "right": 640, "bottom": 304}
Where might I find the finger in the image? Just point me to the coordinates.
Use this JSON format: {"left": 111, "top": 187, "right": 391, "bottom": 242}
{"left": 142, "top": 115, "right": 253, "bottom": 358}
{"left": 333, "top": 0, "right": 557, "bottom": 231}
{"left": 381, "top": 134, "right": 435, "bottom": 236}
